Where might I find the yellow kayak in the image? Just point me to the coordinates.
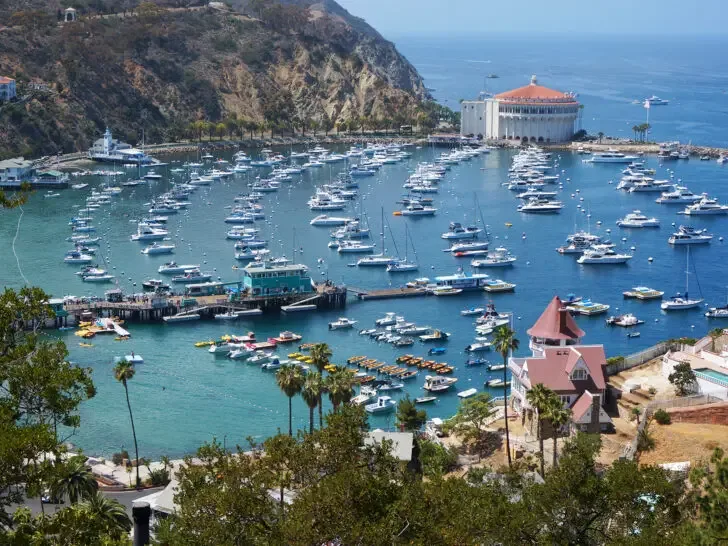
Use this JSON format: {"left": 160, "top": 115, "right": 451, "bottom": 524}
{"left": 79, "top": 343, "right": 93, "bottom": 348}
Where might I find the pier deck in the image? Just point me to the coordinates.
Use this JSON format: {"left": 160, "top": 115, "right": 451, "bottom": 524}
{"left": 349, "top": 287, "right": 427, "bottom": 301}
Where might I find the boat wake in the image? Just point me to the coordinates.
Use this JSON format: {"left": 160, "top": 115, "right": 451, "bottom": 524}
{"left": 12, "top": 206, "right": 30, "bottom": 285}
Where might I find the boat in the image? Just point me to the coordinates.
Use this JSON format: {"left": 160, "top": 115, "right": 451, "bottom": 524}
{"left": 431, "top": 287, "right": 463, "bottom": 296}
{"left": 616, "top": 210, "right": 660, "bottom": 228}
{"left": 163, "top": 313, "right": 200, "bottom": 323}
{"left": 423, "top": 375, "right": 457, "bottom": 392}
{"left": 143, "top": 170, "right": 163, "bottom": 180}
{"left": 143, "top": 278, "right": 171, "bottom": 291}
{"left": 419, "top": 330, "right": 450, "bottom": 342}
{"left": 351, "top": 386, "right": 377, "bottom": 406}
{"left": 364, "top": 396, "right": 397, "bottom": 414}
{"left": 273, "top": 331, "right": 302, "bottom": 343}
{"left": 566, "top": 299, "right": 610, "bottom": 315}
{"left": 488, "top": 363, "right": 505, "bottom": 371}
{"left": 661, "top": 247, "right": 703, "bottom": 311}
{"left": 471, "top": 247, "right": 517, "bottom": 268}
{"left": 623, "top": 286, "right": 664, "bottom": 300}
{"left": 457, "top": 388, "right": 478, "bottom": 399}
{"left": 433, "top": 271, "right": 491, "bottom": 291}
{"left": 428, "top": 347, "right": 447, "bottom": 355}
{"left": 605, "top": 313, "right": 644, "bottom": 327}
{"left": 441, "top": 222, "right": 481, "bottom": 240}
{"left": 158, "top": 262, "right": 200, "bottom": 274}
{"left": 124, "top": 354, "right": 144, "bottom": 364}
{"left": 668, "top": 225, "right": 713, "bottom": 245}
{"left": 656, "top": 186, "right": 702, "bottom": 204}
{"left": 465, "top": 358, "right": 488, "bottom": 367}
{"left": 337, "top": 241, "right": 375, "bottom": 253}
{"left": 214, "top": 311, "right": 239, "bottom": 320}
{"left": 681, "top": 196, "right": 728, "bottom": 216}
{"left": 628, "top": 179, "right": 670, "bottom": 193}
{"left": 141, "top": 242, "right": 175, "bottom": 255}
{"left": 399, "top": 201, "right": 437, "bottom": 216}
{"left": 81, "top": 273, "right": 115, "bottom": 283}
{"left": 329, "top": 317, "right": 357, "bottom": 330}
{"left": 461, "top": 307, "right": 485, "bottom": 316}
{"left": 645, "top": 95, "right": 669, "bottom": 106}
{"left": 465, "top": 341, "right": 492, "bottom": 352}
{"left": 577, "top": 246, "right": 632, "bottom": 265}
{"left": 415, "top": 396, "right": 437, "bottom": 404}
{"left": 63, "top": 251, "right": 94, "bottom": 264}
{"left": 171, "top": 269, "right": 212, "bottom": 283}
{"left": 627, "top": 332, "right": 641, "bottom": 338}
{"left": 310, "top": 215, "right": 353, "bottom": 226}
{"left": 375, "top": 312, "right": 398, "bottom": 327}
{"left": 447, "top": 241, "right": 490, "bottom": 253}
{"left": 486, "top": 379, "right": 510, "bottom": 388}
{"left": 378, "top": 382, "right": 405, "bottom": 392}
{"left": 387, "top": 223, "right": 419, "bottom": 273}
{"left": 586, "top": 150, "right": 640, "bottom": 163}
{"left": 261, "top": 358, "right": 285, "bottom": 371}
{"left": 517, "top": 198, "right": 563, "bottom": 213}
{"left": 483, "top": 279, "right": 516, "bottom": 293}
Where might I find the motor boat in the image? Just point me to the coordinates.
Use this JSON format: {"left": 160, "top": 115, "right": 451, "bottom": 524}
{"left": 628, "top": 179, "right": 671, "bottom": 193}
{"left": 386, "top": 259, "right": 418, "bottom": 272}
{"left": 171, "top": 268, "right": 212, "bottom": 283}
{"left": 623, "top": 286, "right": 664, "bottom": 300}
{"left": 163, "top": 313, "right": 200, "bottom": 323}
{"left": 460, "top": 307, "right": 485, "bottom": 316}
{"left": 364, "top": 396, "right": 397, "bottom": 414}
{"left": 142, "top": 279, "right": 170, "bottom": 292}
{"left": 329, "top": 317, "right": 357, "bottom": 330}
{"left": 310, "top": 215, "right": 353, "bottom": 226}
{"left": 399, "top": 202, "right": 437, "bottom": 216}
{"left": 419, "top": 329, "right": 450, "bottom": 342}
{"left": 706, "top": 305, "right": 728, "bottom": 319}
{"left": 375, "top": 313, "right": 399, "bottom": 327}
{"left": 423, "top": 375, "right": 457, "bottom": 392}
{"left": 616, "top": 210, "right": 660, "bottom": 228}
{"left": 586, "top": 150, "right": 640, "bottom": 163}
{"left": 645, "top": 95, "right": 669, "bottom": 106}
{"left": 141, "top": 242, "right": 175, "bottom": 255}
{"left": 471, "top": 247, "right": 517, "bottom": 268}
{"left": 486, "top": 379, "right": 510, "bottom": 388}
{"left": 465, "top": 341, "right": 492, "bottom": 352}
{"left": 214, "top": 310, "right": 239, "bottom": 320}
{"left": 457, "top": 388, "right": 478, "bottom": 399}
{"left": 63, "top": 251, "right": 94, "bottom": 264}
{"left": 681, "top": 196, "right": 728, "bottom": 216}
{"left": 431, "top": 287, "right": 463, "bottom": 296}
{"left": 351, "top": 386, "right": 377, "bottom": 406}
{"left": 656, "top": 186, "right": 702, "bottom": 204}
{"left": 441, "top": 222, "right": 481, "bottom": 240}
{"left": 378, "top": 382, "right": 405, "bottom": 392}
{"left": 577, "top": 246, "right": 632, "bottom": 264}
{"left": 517, "top": 198, "right": 563, "bottom": 213}
{"left": 158, "top": 262, "right": 200, "bottom": 274}
{"left": 415, "top": 396, "right": 437, "bottom": 404}
{"left": 668, "top": 226, "right": 713, "bottom": 245}
{"left": 605, "top": 313, "right": 644, "bottom": 327}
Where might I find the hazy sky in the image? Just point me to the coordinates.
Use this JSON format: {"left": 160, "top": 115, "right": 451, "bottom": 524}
{"left": 336, "top": 0, "right": 726, "bottom": 37}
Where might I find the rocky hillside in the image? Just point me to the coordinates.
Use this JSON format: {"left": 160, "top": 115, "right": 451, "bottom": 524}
{"left": 0, "top": 0, "right": 430, "bottom": 158}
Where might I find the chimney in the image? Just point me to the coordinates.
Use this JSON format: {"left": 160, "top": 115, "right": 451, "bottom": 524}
{"left": 558, "top": 307, "right": 568, "bottom": 337}
{"left": 588, "top": 392, "right": 600, "bottom": 434}
{"left": 132, "top": 502, "right": 151, "bottom": 546}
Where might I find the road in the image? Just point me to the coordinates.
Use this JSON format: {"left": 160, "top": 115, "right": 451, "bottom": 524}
{"left": 13, "top": 488, "right": 163, "bottom": 517}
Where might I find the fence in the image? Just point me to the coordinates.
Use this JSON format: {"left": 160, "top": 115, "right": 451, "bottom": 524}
{"left": 605, "top": 341, "right": 677, "bottom": 376}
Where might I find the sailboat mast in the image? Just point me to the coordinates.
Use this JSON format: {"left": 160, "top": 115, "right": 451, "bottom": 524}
{"left": 685, "top": 246, "right": 690, "bottom": 297}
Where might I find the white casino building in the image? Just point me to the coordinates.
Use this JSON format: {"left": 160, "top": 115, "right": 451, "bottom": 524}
{"left": 461, "top": 76, "right": 579, "bottom": 143}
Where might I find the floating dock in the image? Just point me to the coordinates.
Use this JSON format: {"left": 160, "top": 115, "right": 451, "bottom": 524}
{"left": 348, "top": 287, "right": 428, "bottom": 301}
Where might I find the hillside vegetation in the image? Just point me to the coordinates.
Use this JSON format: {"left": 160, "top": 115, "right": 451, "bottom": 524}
{"left": 0, "top": 0, "right": 432, "bottom": 158}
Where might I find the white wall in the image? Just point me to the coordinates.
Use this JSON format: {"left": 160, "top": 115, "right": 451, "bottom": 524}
{"left": 460, "top": 101, "right": 486, "bottom": 137}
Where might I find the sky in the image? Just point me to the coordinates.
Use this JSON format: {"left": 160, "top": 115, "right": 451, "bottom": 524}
{"left": 336, "top": 0, "right": 727, "bottom": 37}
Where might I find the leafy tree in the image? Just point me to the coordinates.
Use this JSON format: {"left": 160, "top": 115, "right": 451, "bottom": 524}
{"left": 324, "top": 366, "right": 355, "bottom": 411}
{"left": 113, "top": 360, "right": 140, "bottom": 487}
{"left": 689, "top": 447, "right": 728, "bottom": 543}
{"left": 493, "top": 326, "right": 519, "bottom": 468}
{"left": 215, "top": 122, "right": 226, "bottom": 140}
{"left": 309, "top": 343, "right": 332, "bottom": 425}
{"left": 0, "top": 181, "right": 31, "bottom": 209}
{"left": 597, "top": 131, "right": 604, "bottom": 143}
{"left": 526, "top": 383, "right": 553, "bottom": 477}
{"left": 709, "top": 327, "right": 724, "bottom": 352}
{"left": 446, "top": 392, "right": 496, "bottom": 452}
{"left": 396, "top": 395, "right": 426, "bottom": 431}
{"left": 276, "top": 363, "right": 304, "bottom": 436}
{"left": 419, "top": 439, "right": 458, "bottom": 478}
{"left": 668, "top": 361, "right": 697, "bottom": 396}
{"left": 301, "top": 372, "right": 322, "bottom": 433}
{"left": 50, "top": 455, "right": 98, "bottom": 504}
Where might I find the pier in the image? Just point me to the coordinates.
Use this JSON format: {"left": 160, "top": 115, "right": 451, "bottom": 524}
{"left": 348, "top": 287, "right": 428, "bottom": 301}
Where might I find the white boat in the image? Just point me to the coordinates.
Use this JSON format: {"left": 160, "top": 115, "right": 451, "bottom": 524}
{"left": 465, "top": 341, "right": 492, "bottom": 352}
{"left": 433, "top": 271, "right": 491, "bottom": 291}
{"left": 645, "top": 95, "right": 669, "bottom": 106}
{"left": 81, "top": 273, "right": 115, "bottom": 282}
{"left": 375, "top": 313, "right": 399, "bottom": 326}
{"left": 471, "top": 247, "right": 517, "bottom": 268}
{"left": 310, "top": 215, "right": 353, "bottom": 226}
{"left": 656, "top": 186, "right": 702, "bottom": 204}
{"left": 517, "top": 198, "right": 563, "bottom": 213}
{"left": 141, "top": 242, "right": 175, "bottom": 255}
{"left": 351, "top": 386, "right": 377, "bottom": 406}
{"left": 668, "top": 225, "right": 712, "bottom": 245}
{"left": 423, "top": 375, "right": 457, "bottom": 392}
{"left": 158, "top": 262, "right": 200, "bottom": 274}
{"left": 124, "top": 354, "right": 144, "bottom": 364}
{"left": 586, "top": 150, "right": 640, "bottom": 163}
{"left": 329, "top": 317, "right": 357, "bottom": 330}
{"left": 214, "top": 311, "right": 239, "bottom": 320}
{"left": 460, "top": 307, "right": 485, "bottom": 316}
{"left": 448, "top": 241, "right": 490, "bottom": 254}
{"left": 357, "top": 254, "right": 396, "bottom": 267}
{"left": 457, "top": 388, "right": 478, "bottom": 399}
{"left": 616, "top": 210, "right": 660, "bottom": 228}
{"left": 171, "top": 269, "right": 212, "bottom": 283}
{"left": 163, "top": 313, "right": 200, "bottom": 323}
{"left": 131, "top": 224, "right": 169, "bottom": 241}
{"left": 431, "top": 287, "right": 463, "bottom": 296}
{"left": 577, "top": 246, "right": 632, "bottom": 264}
{"left": 364, "top": 396, "right": 397, "bottom": 414}
{"left": 63, "top": 251, "right": 94, "bottom": 264}
{"left": 441, "top": 222, "right": 481, "bottom": 240}
{"left": 400, "top": 202, "right": 437, "bottom": 216}
{"left": 628, "top": 179, "right": 670, "bottom": 193}
{"left": 387, "top": 223, "right": 418, "bottom": 272}
{"left": 337, "top": 241, "right": 375, "bottom": 253}
{"left": 661, "top": 247, "right": 703, "bottom": 311}
{"left": 606, "top": 313, "right": 644, "bottom": 327}
{"left": 681, "top": 196, "right": 728, "bottom": 216}
{"left": 486, "top": 379, "right": 510, "bottom": 388}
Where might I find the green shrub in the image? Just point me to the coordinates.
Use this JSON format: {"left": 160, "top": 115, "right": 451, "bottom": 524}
{"left": 653, "top": 409, "right": 671, "bottom": 425}
{"left": 112, "top": 450, "right": 130, "bottom": 466}
{"left": 419, "top": 439, "right": 458, "bottom": 478}
{"left": 147, "top": 468, "right": 171, "bottom": 487}
{"left": 648, "top": 387, "right": 657, "bottom": 395}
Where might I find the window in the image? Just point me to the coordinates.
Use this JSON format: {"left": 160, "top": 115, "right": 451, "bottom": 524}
{"left": 571, "top": 368, "right": 587, "bottom": 381}
{"left": 560, "top": 395, "right": 571, "bottom": 405}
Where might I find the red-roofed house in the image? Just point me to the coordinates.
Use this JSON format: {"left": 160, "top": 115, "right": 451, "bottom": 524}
{"left": 0, "top": 77, "right": 16, "bottom": 102}
{"left": 484, "top": 75, "right": 580, "bottom": 143}
{"left": 509, "top": 296, "right": 612, "bottom": 433}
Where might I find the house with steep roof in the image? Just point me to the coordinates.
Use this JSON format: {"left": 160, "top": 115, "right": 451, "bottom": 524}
{"left": 509, "top": 296, "right": 612, "bottom": 434}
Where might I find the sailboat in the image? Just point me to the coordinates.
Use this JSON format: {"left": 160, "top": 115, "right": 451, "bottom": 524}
{"left": 661, "top": 246, "right": 704, "bottom": 311}
{"left": 357, "top": 207, "right": 396, "bottom": 267}
{"left": 387, "top": 223, "right": 419, "bottom": 272}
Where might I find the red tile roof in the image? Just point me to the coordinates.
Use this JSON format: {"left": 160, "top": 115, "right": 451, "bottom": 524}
{"left": 521, "top": 346, "right": 607, "bottom": 393}
{"left": 527, "top": 296, "right": 585, "bottom": 341}
{"left": 570, "top": 391, "right": 595, "bottom": 422}
{"left": 0, "top": 77, "right": 14, "bottom": 84}
{"left": 496, "top": 84, "right": 568, "bottom": 101}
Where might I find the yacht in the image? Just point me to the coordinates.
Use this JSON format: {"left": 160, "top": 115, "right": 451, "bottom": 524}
{"left": 400, "top": 202, "right": 437, "bottom": 216}
{"left": 516, "top": 188, "right": 558, "bottom": 200}
{"left": 423, "top": 375, "right": 457, "bottom": 392}
{"left": 357, "top": 254, "right": 397, "bottom": 267}
{"left": 471, "top": 247, "right": 517, "bottom": 268}
{"left": 331, "top": 221, "right": 370, "bottom": 240}
{"left": 141, "top": 242, "right": 175, "bottom": 255}
{"left": 645, "top": 95, "right": 669, "bottom": 106}
{"left": 130, "top": 224, "right": 169, "bottom": 241}
{"left": 63, "top": 251, "right": 94, "bottom": 264}
{"left": 577, "top": 246, "right": 632, "bottom": 264}
{"left": 364, "top": 396, "right": 397, "bottom": 414}
{"left": 81, "top": 272, "right": 115, "bottom": 282}
{"left": 171, "top": 268, "right": 212, "bottom": 283}
{"left": 310, "top": 215, "right": 353, "bottom": 226}
{"left": 517, "top": 198, "right": 563, "bottom": 213}
{"left": 681, "top": 196, "right": 728, "bottom": 216}
{"left": 375, "top": 312, "right": 398, "bottom": 326}
{"left": 668, "top": 226, "right": 713, "bottom": 245}
{"left": 616, "top": 210, "right": 660, "bottom": 228}
{"left": 337, "top": 241, "right": 375, "bottom": 253}
{"left": 662, "top": 294, "right": 703, "bottom": 311}
{"left": 656, "top": 186, "right": 702, "bottom": 204}
{"left": 329, "top": 317, "right": 358, "bottom": 330}
{"left": 441, "top": 222, "right": 481, "bottom": 240}
{"left": 447, "top": 241, "right": 490, "bottom": 253}
{"left": 386, "top": 259, "right": 419, "bottom": 272}
{"left": 628, "top": 179, "right": 670, "bottom": 193}
{"left": 587, "top": 150, "right": 640, "bottom": 163}
{"left": 158, "top": 262, "right": 201, "bottom": 274}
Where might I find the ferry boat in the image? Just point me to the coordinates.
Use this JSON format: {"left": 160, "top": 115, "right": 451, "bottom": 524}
{"left": 668, "top": 226, "right": 713, "bottom": 245}
{"left": 433, "top": 271, "right": 491, "bottom": 291}
{"left": 681, "top": 196, "right": 728, "bottom": 216}
{"left": 623, "top": 286, "right": 664, "bottom": 300}
{"left": 577, "top": 246, "right": 632, "bottom": 264}
{"left": 586, "top": 150, "right": 640, "bottom": 163}
{"left": 616, "top": 210, "right": 660, "bottom": 228}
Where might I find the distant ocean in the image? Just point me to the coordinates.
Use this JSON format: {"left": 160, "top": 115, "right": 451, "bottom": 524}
{"left": 393, "top": 34, "right": 728, "bottom": 148}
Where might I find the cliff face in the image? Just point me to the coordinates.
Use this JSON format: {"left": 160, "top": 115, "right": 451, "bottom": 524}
{"left": 0, "top": 1, "right": 429, "bottom": 158}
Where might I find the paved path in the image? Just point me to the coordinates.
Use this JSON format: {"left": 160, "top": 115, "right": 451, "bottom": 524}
{"left": 14, "top": 488, "right": 163, "bottom": 518}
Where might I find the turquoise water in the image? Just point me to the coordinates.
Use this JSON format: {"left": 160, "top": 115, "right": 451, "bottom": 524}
{"left": 694, "top": 368, "right": 728, "bottom": 383}
{"left": 2, "top": 145, "right": 728, "bottom": 458}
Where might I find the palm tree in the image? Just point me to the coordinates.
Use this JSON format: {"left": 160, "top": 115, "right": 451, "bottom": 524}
{"left": 301, "top": 372, "right": 322, "bottom": 434}
{"left": 544, "top": 395, "right": 571, "bottom": 469}
{"left": 324, "top": 366, "right": 355, "bottom": 411}
{"left": 525, "top": 383, "right": 552, "bottom": 478}
{"left": 276, "top": 364, "right": 305, "bottom": 436}
{"left": 114, "top": 360, "right": 140, "bottom": 488}
{"left": 632, "top": 125, "right": 639, "bottom": 141}
{"left": 709, "top": 328, "right": 724, "bottom": 352}
{"left": 51, "top": 456, "right": 98, "bottom": 504}
{"left": 597, "top": 131, "right": 604, "bottom": 144}
{"left": 78, "top": 491, "right": 132, "bottom": 536}
{"left": 310, "top": 343, "right": 332, "bottom": 426}
{"left": 493, "top": 326, "right": 519, "bottom": 469}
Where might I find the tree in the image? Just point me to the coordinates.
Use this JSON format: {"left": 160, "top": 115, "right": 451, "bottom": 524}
{"left": 75, "top": 490, "right": 132, "bottom": 537}
{"left": 543, "top": 394, "right": 571, "bottom": 469}
{"left": 301, "top": 372, "right": 322, "bottom": 433}
{"left": 324, "top": 366, "right": 355, "bottom": 411}
{"left": 276, "top": 364, "right": 304, "bottom": 436}
{"left": 396, "top": 395, "right": 426, "bottom": 431}
{"left": 419, "top": 439, "right": 458, "bottom": 478}
{"left": 632, "top": 125, "right": 639, "bottom": 141}
{"left": 309, "top": 343, "right": 332, "bottom": 426}
{"left": 525, "top": 383, "right": 553, "bottom": 477}
{"left": 689, "top": 447, "right": 728, "bottom": 543}
{"left": 50, "top": 456, "right": 98, "bottom": 504}
{"left": 309, "top": 119, "right": 320, "bottom": 137}
{"left": 493, "top": 326, "right": 519, "bottom": 468}
{"left": 113, "top": 360, "right": 140, "bottom": 487}
{"left": 215, "top": 122, "right": 226, "bottom": 140}
{"left": 668, "top": 361, "right": 697, "bottom": 396}
{"left": 597, "top": 131, "right": 604, "bottom": 143}
{"left": 709, "top": 328, "right": 724, "bottom": 352}
{"left": 447, "top": 392, "right": 496, "bottom": 451}
{"left": 321, "top": 113, "right": 333, "bottom": 136}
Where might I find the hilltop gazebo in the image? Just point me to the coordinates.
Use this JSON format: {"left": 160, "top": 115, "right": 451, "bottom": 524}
{"left": 64, "top": 7, "right": 77, "bottom": 22}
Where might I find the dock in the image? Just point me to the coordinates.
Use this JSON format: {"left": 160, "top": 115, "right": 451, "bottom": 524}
{"left": 348, "top": 287, "right": 428, "bottom": 301}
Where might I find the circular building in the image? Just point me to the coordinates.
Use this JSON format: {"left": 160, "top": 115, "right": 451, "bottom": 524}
{"left": 485, "top": 76, "right": 579, "bottom": 143}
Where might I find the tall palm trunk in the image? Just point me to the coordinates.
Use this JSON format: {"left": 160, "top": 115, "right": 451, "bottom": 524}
{"left": 309, "top": 406, "right": 314, "bottom": 434}
{"left": 318, "top": 395, "right": 323, "bottom": 428}
{"left": 287, "top": 396, "right": 293, "bottom": 437}
{"left": 502, "top": 357, "right": 511, "bottom": 468}
{"left": 537, "top": 414, "right": 545, "bottom": 477}
{"left": 552, "top": 432, "right": 558, "bottom": 469}
{"left": 123, "top": 382, "right": 140, "bottom": 488}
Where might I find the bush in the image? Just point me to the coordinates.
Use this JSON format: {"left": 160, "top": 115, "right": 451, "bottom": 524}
{"left": 653, "top": 409, "right": 672, "bottom": 425}
{"left": 648, "top": 386, "right": 657, "bottom": 395}
{"left": 112, "top": 450, "right": 130, "bottom": 466}
{"left": 606, "top": 356, "right": 624, "bottom": 366}
{"left": 419, "top": 439, "right": 458, "bottom": 478}
{"left": 147, "top": 468, "right": 171, "bottom": 487}
{"left": 637, "top": 428, "right": 655, "bottom": 452}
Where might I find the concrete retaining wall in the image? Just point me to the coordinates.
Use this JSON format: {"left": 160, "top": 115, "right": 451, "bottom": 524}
{"left": 667, "top": 401, "right": 728, "bottom": 425}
